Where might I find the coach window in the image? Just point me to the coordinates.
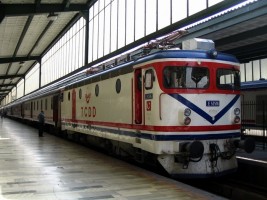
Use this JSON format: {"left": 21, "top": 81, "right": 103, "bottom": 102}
{"left": 68, "top": 92, "right": 70, "bottom": 101}
{"left": 34, "top": 102, "right": 35, "bottom": 110}
{"left": 37, "top": 101, "right": 39, "bottom": 110}
{"left": 145, "top": 69, "right": 154, "bottom": 90}
{"left": 41, "top": 100, "right": 43, "bottom": 111}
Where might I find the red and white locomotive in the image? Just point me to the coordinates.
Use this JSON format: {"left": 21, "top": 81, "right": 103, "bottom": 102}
{"left": 3, "top": 38, "right": 254, "bottom": 178}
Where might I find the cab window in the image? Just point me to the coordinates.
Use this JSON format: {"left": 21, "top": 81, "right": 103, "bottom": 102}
{"left": 163, "top": 66, "right": 209, "bottom": 89}
{"left": 217, "top": 68, "right": 240, "bottom": 90}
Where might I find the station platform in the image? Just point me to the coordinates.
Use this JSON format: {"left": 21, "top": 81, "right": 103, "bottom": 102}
{"left": 0, "top": 118, "right": 224, "bottom": 200}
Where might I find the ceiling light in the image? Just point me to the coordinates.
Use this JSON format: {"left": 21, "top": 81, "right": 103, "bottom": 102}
{"left": 19, "top": 61, "right": 24, "bottom": 67}
{"left": 47, "top": 13, "right": 58, "bottom": 21}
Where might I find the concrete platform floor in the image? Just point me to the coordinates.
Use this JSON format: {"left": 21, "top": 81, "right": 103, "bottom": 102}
{"left": 0, "top": 118, "right": 224, "bottom": 200}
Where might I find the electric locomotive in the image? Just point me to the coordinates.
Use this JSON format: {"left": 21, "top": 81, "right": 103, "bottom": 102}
{"left": 60, "top": 38, "right": 254, "bottom": 178}
{"left": 3, "top": 38, "right": 255, "bottom": 178}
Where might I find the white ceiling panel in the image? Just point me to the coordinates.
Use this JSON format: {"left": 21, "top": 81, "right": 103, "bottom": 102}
{"left": 0, "top": 63, "right": 9, "bottom": 75}
{"left": 8, "top": 62, "right": 21, "bottom": 74}
{"left": 17, "top": 15, "right": 50, "bottom": 56}
{"left": 0, "top": 16, "right": 28, "bottom": 57}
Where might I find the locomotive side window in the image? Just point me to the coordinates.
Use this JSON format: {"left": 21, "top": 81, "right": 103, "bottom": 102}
{"left": 216, "top": 68, "right": 240, "bottom": 90}
{"left": 163, "top": 66, "right": 209, "bottom": 89}
{"left": 115, "top": 79, "right": 121, "bottom": 94}
{"left": 95, "top": 84, "right": 99, "bottom": 97}
{"left": 145, "top": 69, "right": 154, "bottom": 89}
{"left": 79, "top": 89, "right": 82, "bottom": 99}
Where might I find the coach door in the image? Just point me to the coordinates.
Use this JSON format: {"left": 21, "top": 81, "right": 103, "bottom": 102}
{"left": 72, "top": 89, "right": 76, "bottom": 120}
{"left": 21, "top": 103, "right": 24, "bottom": 118}
{"left": 53, "top": 95, "right": 59, "bottom": 126}
{"left": 134, "top": 69, "right": 143, "bottom": 124}
{"left": 31, "top": 102, "right": 33, "bottom": 118}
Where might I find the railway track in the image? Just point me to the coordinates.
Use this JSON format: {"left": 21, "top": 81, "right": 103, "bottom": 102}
{"left": 182, "top": 176, "right": 267, "bottom": 200}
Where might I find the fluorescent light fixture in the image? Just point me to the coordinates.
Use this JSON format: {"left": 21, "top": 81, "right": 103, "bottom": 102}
{"left": 47, "top": 13, "right": 58, "bottom": 21}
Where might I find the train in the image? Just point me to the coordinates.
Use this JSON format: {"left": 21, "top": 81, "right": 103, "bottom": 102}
{"left": 1, "top": 38, "right": 255, "bottom": 178}
{"left": 241, "top": 80, "right": 267, "bottom": 133}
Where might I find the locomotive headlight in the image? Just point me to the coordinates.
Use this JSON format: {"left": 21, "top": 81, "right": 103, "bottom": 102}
{"left": 184, "top": 117, "right": 191, "bottom": 125}
{"left": 234, "top": 108, "right": 240, "bottom": 115}
{"left": 234, "top": 116, "right": 240, "bottom": 123}
{"left": 184, "top": 108, "right": 191, "bottom": 116}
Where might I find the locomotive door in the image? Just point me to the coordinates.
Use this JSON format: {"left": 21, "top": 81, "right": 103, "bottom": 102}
{"left": 134, "top": 69, "right": 143, "bottom": 124}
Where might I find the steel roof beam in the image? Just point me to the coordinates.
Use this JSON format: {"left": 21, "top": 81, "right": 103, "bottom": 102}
{"left": 0, "top": 74, "right": 24, "bottom": 79}
{"left": 227, "top": 40, "right": 267, "bottom": 63}
{"left": 63, "top": 0, "right": 71, "bottom": 10}
{"left": 0, "top": 89, "right": 11, "bottom": 92}
{"left": 3, "top": 3, "right": 88, "bottom": 16}
{"left": 0, "top": 3, "right": 4, "bottom": 23}
{"left": 0, "top": 84, "right": 16, "bottom": 87}
{"left": 216, "top": 26, "right": 267, "bottom": 47}
{"left": 0, "top": 56, "right": 40, "bottom": 64}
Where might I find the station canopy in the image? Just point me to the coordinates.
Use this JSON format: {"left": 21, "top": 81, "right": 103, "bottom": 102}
{"left": 0, "top": 0, "right": 267, "bottom": 101}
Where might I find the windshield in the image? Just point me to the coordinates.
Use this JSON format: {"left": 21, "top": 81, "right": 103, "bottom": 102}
{"left": 163, "top": 66, "right": 209, "bottom": 89}
{"left": 216, "top": 68, "right": 240, "bottom": 90}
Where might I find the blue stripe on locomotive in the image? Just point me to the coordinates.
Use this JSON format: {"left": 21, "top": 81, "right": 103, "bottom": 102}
{"left": 84, "top": 125, "right": 241, "bottom": 141}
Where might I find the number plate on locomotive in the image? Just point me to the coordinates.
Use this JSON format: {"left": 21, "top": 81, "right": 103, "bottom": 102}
{"left": 206, "top": 100, "right": 220, "bottom": 107}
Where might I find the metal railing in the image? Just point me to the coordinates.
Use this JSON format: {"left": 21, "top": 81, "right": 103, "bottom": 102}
{"left": 241, "top": 101, "right": 267, "bottom": 150}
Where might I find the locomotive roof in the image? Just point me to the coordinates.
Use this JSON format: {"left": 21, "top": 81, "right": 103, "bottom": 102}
{"left": 134, "top": 49, "right": 239, "bottom": 66}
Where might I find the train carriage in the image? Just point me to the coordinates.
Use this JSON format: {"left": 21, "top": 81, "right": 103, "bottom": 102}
{"left": 241, "top": 80, "right": 267, "bottom": 133}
